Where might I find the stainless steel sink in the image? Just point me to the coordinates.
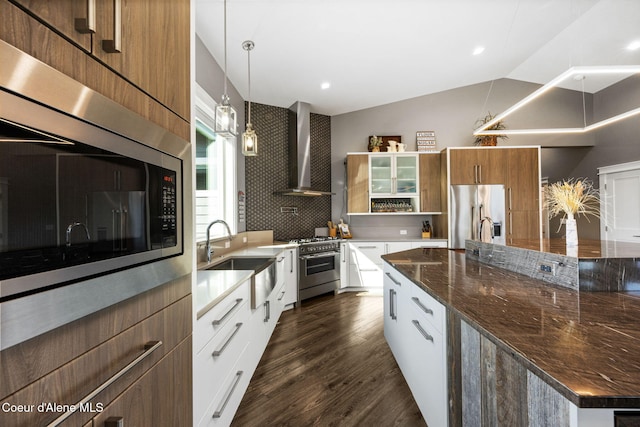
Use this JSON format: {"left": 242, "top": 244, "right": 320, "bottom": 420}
{"left": 207, "top": 257, "right": 274, "bottom": 272}
{"left": 207, "top": 257, "right": 276, "bottom": 309}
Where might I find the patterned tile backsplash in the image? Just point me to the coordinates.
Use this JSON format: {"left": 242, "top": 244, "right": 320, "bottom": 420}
{"left": 244, "top": 102, "right": 332, "bottom": 241}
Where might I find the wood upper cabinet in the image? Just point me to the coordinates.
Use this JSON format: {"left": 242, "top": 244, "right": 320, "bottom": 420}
{"left": 507, "top": 147, "right": 539, "bottom": 211}
{"left": 449, "top": 148, "right": 508, "bottom": 185}
{"left": 5, "top": 0, "right": 190, "bottom": 123}
{"left": 419, "top": 153, "right": 441, "bottom": 212}
{"left": 11, "top": 0, "right": 92, "bottom": 50}
{"left": 506, "top": 147, "right": 541, "bottom": 244}
{"left": 347, "top": 154, "right": 369, "bottom": 213}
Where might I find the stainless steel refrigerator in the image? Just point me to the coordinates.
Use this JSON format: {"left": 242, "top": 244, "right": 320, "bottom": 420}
{"left": 450, "top": 185, "right": 506, "bottom": 249}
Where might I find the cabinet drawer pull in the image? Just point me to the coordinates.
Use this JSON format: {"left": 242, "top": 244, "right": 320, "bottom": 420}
{"left": 212, "top": 298, "right": 243, "bottom": 326}
{"left": 46, "top": 341, "right": 162, "bottom": 427}
{"left": 102, "top": 0, "right": 122, "bottom": 53}
{"left": 389, "top": 289, "right": 397, "bottom": 320}
{"left": 278, "top": 291, "right": 286, "bottom": 301}
{"left": 213, "top": 371, "right": 244, "bottom": 419}
{"left": 105, "top": 416, "right": 123, "bottom": 427}
{"left": 278, "top": 256, "right": 285, "bottom": 262}
{"left": 75, "top": 0, "right": 96, "bottom": 33}
{"left": 357, "top": 245, "right": 378, "bottom": 249}
{"left": 360, "top": 268, "right": 379, "bottom": 272}
{"left": 412, "top": 296, "right": 433, "bottom": 315}
{"left": 212, "top": 323, "right": 243, "bottom": 357}
{"left": 412, "top": 320, "right": 434, "bottom": 342}
{"left": 385, "top": 272, "right": 402, "bottom": 286}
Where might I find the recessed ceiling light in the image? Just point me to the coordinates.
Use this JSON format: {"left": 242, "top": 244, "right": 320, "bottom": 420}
{"left": 627, "top": 40, "right": 640, "bottom": 51}
{"left": 473, "top": 46, "right": 485, "bottom": 56}
{"left": 321, "top": 82, "right": 331, "bottom": 90}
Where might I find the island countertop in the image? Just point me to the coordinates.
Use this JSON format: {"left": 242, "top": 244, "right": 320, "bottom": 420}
{"left": 382, "top": 248, "right": 640, "bottom": 408}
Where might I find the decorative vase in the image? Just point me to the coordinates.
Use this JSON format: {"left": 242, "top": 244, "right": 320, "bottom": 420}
{"left": 480, "top": 135, "right": 498, "bottom": 146}
{"left": 372, "top": 146, "right": 380, "bottom": 152}
{"left": 565, "top": 213, "right": 578, "bottom": 255}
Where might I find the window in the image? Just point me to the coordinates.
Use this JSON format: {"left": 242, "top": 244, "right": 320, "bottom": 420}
{"left": 195, "top": 85, "right": 237, "bottom": 242}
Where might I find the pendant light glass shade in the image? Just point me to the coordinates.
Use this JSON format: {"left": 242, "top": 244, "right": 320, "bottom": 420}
{"left": 215, "top": 95, "right": 237, "bottom": 137}
{"left": 215, "top": 0, "right": 237, "bottom": 138}
{"left": 242, "top": 40, "right": 257, "bottom": 156}
{"left": 242, "top": 123, "right": 257, "bottom": 156}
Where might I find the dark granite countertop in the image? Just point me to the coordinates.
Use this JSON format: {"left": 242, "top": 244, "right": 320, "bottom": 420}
{"left": 383, "top": 248, "right": 640, "bottom": 408}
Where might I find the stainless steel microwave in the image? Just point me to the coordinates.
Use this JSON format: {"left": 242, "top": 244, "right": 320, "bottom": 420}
{"left": 0, "top": 90, "right": 183, "bottom": 302}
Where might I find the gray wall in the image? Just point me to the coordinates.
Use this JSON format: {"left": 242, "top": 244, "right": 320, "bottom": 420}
{"left": 195, "top": 35, "right": 247, "bottom": 232}
{"left": 331, "top": 77, "right": 639, "bottom": 240}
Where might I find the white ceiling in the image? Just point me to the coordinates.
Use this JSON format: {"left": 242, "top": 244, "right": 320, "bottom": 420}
{"left": 195, "top": 0, "right": 640, "bottom": 116}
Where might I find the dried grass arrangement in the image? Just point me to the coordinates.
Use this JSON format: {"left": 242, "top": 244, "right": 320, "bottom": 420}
{"left": 545, "top": 178, "right": 600, "bottom": 221}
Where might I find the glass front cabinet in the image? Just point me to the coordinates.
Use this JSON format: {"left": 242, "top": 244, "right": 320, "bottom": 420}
{"left": 369, "top": 154, "right": 419, "bottom": 212}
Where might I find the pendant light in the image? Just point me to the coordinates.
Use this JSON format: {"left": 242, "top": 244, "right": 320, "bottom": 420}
{"left": 215, "top": 0, "right": 237, "bottom": 137}
{"left": 242, "top": 40, "right": 258, "bottom": 156}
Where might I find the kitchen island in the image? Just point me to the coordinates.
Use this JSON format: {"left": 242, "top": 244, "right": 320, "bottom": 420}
{"left": 382, "top": 247, "right": 640, "bottom": 426}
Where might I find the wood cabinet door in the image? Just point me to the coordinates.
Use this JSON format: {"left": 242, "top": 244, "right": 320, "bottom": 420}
{"left": 347, "top": 154, "right": 369, "bottom": 213}
{"left": 449, "top": 149, "right": 478, "bottom": 185}
{"left": 419, "top": 153, "right": 441, "bottom": 212}
{"left": 476, "top": 148, "right": 507, "bottom": 184}
{"left": 449, "top": 149, "right": 507, "bottom": 185}
{"left": 11, "top": 0, "right": 92, "bottom": 50}
{"left": 507, "top": 148, "right": 539, "bottom": 211}
{"left": 92, "top": 0, "right": 190, "bottom": 122}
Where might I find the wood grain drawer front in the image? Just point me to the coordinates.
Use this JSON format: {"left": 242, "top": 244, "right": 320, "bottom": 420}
{"left": 410, "top": 284, "right": 445, "bottom": 334}
{"left": 91, "top": 336, "right": 192, "bottom": 427}
{"left": 195, "top": 280, "right": 251, "bottom": 354}
{"left": 0, "top": 295, "right": 191, "bottom": 427}
{"left": 193, "top": 304, "right": 251, "bottom": 422}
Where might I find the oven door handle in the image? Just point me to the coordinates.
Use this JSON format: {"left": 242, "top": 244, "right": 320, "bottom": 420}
{"left": 299, "top": 252, "right": 339, "bottom": 260}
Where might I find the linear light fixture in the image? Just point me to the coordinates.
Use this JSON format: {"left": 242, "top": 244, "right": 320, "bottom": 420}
{"left": 473, "top": 65, "right": 640, "bottom": 136}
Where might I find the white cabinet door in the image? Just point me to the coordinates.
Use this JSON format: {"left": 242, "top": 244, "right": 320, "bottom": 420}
{"left": 411, "top": 240, "right": 448, "bottom": 249}
{"left": 600, "top": 164, "right": 640, "bottom": 243}
{"left": 284, "top": 248, "right": 298, "bottom": 307}
{"left": 350, "top": 242, "right": 384, "bottom": 288}
{"left": 339, "top": 242, "right": 349, "bottom": 289}
{"left": 385, "top": 242, "right": 413, "bottom": 254}
{"left": 383, "top": 264, "right": 408, "bottom": 366}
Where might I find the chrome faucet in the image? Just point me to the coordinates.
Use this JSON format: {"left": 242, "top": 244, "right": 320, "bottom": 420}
{"left": 66, "top": 222, "right": 91, "bottom": 247}
{"left": 205, "top": 220, "right": 233, "bottom": 263}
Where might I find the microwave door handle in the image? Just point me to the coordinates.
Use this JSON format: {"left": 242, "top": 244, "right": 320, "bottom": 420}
{"left": 112, "top": 209, "right": 119, "bottom": 251}
{"left": 121, "top": 208, "right": 128, "bottom": 250}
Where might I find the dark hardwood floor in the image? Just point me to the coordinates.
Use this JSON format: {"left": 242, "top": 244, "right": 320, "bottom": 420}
{"left": 231, "top": 291, "right": 426, "bottom": 427}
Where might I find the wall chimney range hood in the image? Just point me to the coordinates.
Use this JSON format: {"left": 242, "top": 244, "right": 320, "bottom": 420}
{"left": 276, "top": 102, "right": 332, "bottom": 197}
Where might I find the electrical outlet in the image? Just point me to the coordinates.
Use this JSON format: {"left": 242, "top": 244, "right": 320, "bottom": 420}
{"left": 539, "top": 263, "right": 556, "bottom": 275}
{"left": 242, "top": 236, "right": 247, "bottom": 243}
{"left": 472, "top": 249, "right": 480, "bottom": 256}
{"left": 400, "top": 229, "right": 407, "bottom": 235}
{"left": 225, "top": 241, "right": 231, "bottom": 248}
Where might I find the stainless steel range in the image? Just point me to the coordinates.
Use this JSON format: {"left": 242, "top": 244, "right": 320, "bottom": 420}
{"left": 290, "top": 237, "right": 341, "bottom": 301}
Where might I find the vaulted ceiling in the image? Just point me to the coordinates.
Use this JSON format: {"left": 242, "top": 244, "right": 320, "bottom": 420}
{"left": 196, "top": 0, "right": 640, "bottom": 116}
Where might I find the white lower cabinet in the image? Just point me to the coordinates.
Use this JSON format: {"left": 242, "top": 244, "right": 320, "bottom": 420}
{"left": 195, "top": 250, "right": 293, "bottom": 426}
{"left": 344, "top": 241, "right": 446, "bottom": 289}
{"left": 194, "top": 279, "right": 252, "bottom": 426}
{"left": 383, "top": 263, "right": 448, "bottom": 427}
{"left": 283, "top": 248, "right": 298, "bottom": 308}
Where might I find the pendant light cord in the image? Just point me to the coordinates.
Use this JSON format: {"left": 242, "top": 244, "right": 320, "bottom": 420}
{"left": 247, "top": 43, "right": 251, "bottom": 124}
{"left": 223, "top": 0, "right": 228, "bottom": 99}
